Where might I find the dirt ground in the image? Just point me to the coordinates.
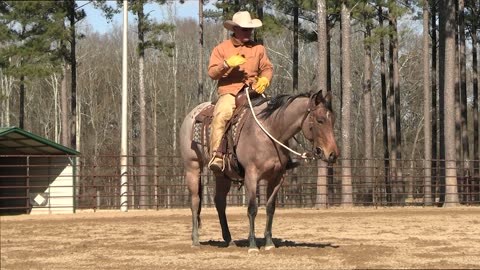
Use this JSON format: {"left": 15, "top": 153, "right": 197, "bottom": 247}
{"left": 1, "top": 207, "right": 480, "bottom": 269}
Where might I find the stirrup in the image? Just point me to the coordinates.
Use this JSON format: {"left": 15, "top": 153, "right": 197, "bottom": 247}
{"left": 208, "top": 156, "right": 224, "bottom": 173}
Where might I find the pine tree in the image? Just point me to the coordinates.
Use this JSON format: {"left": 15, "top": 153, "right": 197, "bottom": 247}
{"left": 0, "top": 1, "right": 66, "bottom": 129}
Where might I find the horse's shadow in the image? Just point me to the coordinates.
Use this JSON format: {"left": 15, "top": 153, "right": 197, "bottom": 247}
{"left": 201, "top": 238, "right": 339, "bottom": 249}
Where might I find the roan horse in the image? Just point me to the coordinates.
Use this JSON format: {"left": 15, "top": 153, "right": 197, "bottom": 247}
{"left": 179, "top": 89, "right": 339, "bottom": 253}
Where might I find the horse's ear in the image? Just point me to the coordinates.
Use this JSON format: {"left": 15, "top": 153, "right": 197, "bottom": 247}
{"left": 314, "top": 89, "right": 326, "bottom": 105}
{"left": 324, "top": 91, "right": 333, "bottom": 110}
{"left": 315, "top": 90, "right": 333, "bottom": 110}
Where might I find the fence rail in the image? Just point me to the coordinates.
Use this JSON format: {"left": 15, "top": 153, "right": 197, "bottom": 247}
{"left": 1, "top": 155, "right": 479, "bottom": 214}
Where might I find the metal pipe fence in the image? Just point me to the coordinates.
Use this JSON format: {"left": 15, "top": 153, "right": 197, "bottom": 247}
{"left": 1, "top": 155, "right": 479, "bottom": 213}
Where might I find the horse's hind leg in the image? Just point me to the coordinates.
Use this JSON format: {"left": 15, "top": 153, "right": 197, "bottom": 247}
{"left": 186, "top": 168, "right": 202, "bottom": 246}
{"left": 214, "top": 175, "right": 233, "bottom": 246}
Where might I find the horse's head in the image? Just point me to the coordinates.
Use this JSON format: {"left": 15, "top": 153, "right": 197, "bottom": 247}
{"left": 301, "top": 90, "right": 340, "bottom": 163}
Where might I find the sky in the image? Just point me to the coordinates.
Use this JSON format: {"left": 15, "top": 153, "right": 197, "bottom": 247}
{"left": 78, "top": 1, "right": 209, "bottom": 34}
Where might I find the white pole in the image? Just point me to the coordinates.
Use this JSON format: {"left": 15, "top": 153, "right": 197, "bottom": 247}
{"left": 120, "top": 0, "right": 128, "bottom": 212}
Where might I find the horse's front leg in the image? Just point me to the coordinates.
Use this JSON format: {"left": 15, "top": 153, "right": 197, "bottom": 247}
{"left": 214, "top": 176, "right": 233, "bottom": 246}
{"left": 264, "top": 177, "right": 284, "bottom": 250}
{"left": 245, "top": 178, "right": 259, "bottom": 253}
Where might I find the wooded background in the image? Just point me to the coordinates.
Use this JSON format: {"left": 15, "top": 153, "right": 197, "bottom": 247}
{"left": 0, "top": 0, "right": 478, "bottom": 208}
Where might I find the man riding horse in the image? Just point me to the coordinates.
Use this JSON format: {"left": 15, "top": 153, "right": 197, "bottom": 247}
{"left": 180, "top": 11, "right": 337, "bottom": 251}
{"left": 207, "top": 11, "right": 272, "bottom": 173}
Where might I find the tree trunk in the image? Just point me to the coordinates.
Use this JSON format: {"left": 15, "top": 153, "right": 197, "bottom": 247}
{"left": 50, "top": 74, "right": 60, "bottom": 142}
{"left": 0, "top": 71, "right": 13, "bottom": 126}
{"left": 471, "top": 27, "right": 479, "bottom": 193}
{"left": 198, "top": 0, "right": 204, "bottom": 102}
{"left": 61, "top": 63, "right": 69, "bottom": 146}
{"left": 169, "top": 3, "right": 179, "bottom": 206}
{"left": 441, "top": 0, "right": 459, "bottom": 207}
{"left": 19, "top": 75, "right": 25, "bottom": 129}
{"left": 391, "top": 13, "right": 403, "bottom": 204}
{"left": 438, "top": 0, "right": 448, "bottom": 205}
{"left": 423, "top": 0, "right": 433, "bottom": 206}
{"left": 137, "top": 5, "right": 148, "bottom": 209}
{"left": 378, "top": 4, "right": 391, "bottom": 204}
{"left": 458, "top": 0, "right": 470, "bottom": 197}
{"left": 454, "top": 0, "right": 463, "bottom": 201}
{"left": 153, "top": 76, "right": 159, "bottom": 209}
{"left": 254, "top": 0, "right": 264, "bottom": 44}
{"left": 69, "top": 0, "right": 77, "bottom": 150}
{"left": 315, "top": 0, "right": 328, "bottom": 209}
{"left": 340, "top": 1, "right": 352, "bottom": 207}
{"left": 363, "top": 22, "right": 374, "bottom": 204}
{"left": 293, "top": 0, "right": 298, "bottom": 93}
{"left": 222, "top": 1, "right": 229, "bottom": 40}
{"left": 430, "top": 0, "right": 439, "bottom": 204}
{"left": 388, "top": 10, "right": 397, "bottom": 205}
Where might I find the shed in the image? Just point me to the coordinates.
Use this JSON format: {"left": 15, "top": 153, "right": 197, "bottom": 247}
{"left": 0, "top": 127, "right": 79, "bottom": 215}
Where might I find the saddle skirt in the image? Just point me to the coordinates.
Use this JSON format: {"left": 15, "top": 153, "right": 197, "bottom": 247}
{"left": 191, "top": 90, "right": 264, "bottom": 180}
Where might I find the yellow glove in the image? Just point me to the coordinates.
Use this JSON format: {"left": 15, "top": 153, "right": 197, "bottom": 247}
{"left": 225, "top": 54, "right": 246, "bottom": 68}
{"left": 254, "top": 76, "right": 269, "bottom": 94}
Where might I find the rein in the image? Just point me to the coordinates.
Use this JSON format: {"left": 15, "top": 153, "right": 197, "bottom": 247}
{"left": 246, "top": 87, "right": 315, "bottom": 160}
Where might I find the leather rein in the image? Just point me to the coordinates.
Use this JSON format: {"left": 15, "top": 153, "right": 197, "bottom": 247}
{"left": 245, "top": 87, "right": 318, "bottom": 161}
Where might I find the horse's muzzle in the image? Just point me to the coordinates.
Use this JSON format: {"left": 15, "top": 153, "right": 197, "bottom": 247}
{"left": 315, "top": 147, "right": 337, "bottom": 163}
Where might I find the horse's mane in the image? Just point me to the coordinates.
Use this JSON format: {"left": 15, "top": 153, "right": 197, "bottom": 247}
{"left": 258, "top": 92, "right": 310, "bottom": 119}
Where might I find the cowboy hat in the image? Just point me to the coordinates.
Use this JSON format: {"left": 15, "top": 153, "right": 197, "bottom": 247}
{"left": 223, "top": 11, "right": 262, "bottom": 31}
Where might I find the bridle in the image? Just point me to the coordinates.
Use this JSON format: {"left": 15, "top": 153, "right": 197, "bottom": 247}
{"left": 245, "top": 88, "right": 320, "bottom": 161}
{"left": 299, "top": 92, "right": 329, "bottom": 159}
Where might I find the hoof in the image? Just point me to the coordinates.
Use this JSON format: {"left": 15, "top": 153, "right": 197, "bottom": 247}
{"left": 265, "top": 245, "right": 275, "bottom": 251}
{"left": 191, "top": 242, "right": 200, "bottom": 248}
{"left": 248, "top": 248, "right": 259, "bottom": 254}
{"left": 228, "top": 241, "right": 237, "bottom": 247}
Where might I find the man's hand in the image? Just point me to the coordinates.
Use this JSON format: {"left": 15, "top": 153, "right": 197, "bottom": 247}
{"left": 225, "top": 54, "right": 246, "bottom": 68}
{"left": 254, "top": 76, "right": 269, "bottom": 94}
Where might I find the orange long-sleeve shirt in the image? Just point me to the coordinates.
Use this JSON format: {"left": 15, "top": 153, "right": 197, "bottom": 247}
{"left": 208, "top": 37, "right": 273, "bottom": 96}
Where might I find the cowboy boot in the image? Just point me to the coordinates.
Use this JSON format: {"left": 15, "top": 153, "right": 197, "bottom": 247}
{"left": 208, "top": 154, "right": 224, "bottom": 173}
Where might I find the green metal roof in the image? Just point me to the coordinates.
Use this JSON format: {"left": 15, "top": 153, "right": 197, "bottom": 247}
{"left": 0, "top": 127, "right": 79, "bottom": 155}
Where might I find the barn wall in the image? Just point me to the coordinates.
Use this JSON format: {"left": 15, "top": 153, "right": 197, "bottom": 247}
{"left": 30, "top": 157, "right": 74, "bottom": 214}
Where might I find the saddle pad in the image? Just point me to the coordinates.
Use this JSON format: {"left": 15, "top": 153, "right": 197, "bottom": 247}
{"left": 230, "top": 107, "right": 248, "bottom": 144}
{"left": 193, "top": 121, "right": 209, "bottom": 146}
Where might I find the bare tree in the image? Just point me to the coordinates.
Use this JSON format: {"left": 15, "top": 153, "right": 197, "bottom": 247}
{"left": 137, "top": 3, "right": 148, "bottom": 209}
{"left": 472, "top": 19, "right": 480, "bottom": 185}
{"left": 423, "top": 0, "right": 433, "bottom": 206}
{"left": 440, "top": 0, "right": 459, "bottom": 207}
{"left": 293, "top": 0, "right": 299, "bottom": 93}
{"left": 458, "top": 0, "right": 471, "bottom": 193}
{"left": 340, "top": 0, "right": 352, "bottom": 206}
{"left": 315, "top": 0, "right": 329, "bottom": 208}
{"left": 0, "top": 70, "right": 14, "bottom": 126}
{"left": 430, "top": 0, "right": 439, "bottom": 203}
{"left": 198, "top": 0, "right": 204, "bottom": 101}
{"left": 359, "top": 1, "right": 375, "bottom": 204}
{"left": 378, "top": 3, "right": 391, "bottom": 203}
{"left": 387, "top": 1, "right": 403, "bottom": 203}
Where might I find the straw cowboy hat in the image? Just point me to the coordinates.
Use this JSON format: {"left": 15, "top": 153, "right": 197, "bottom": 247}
{"left": 223, "top": 11, "right": 262, "bottom": 31}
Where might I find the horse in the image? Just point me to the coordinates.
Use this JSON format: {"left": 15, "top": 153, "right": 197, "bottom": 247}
{"left": 179, "top": 89, "right": 339, "bottom": 253}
